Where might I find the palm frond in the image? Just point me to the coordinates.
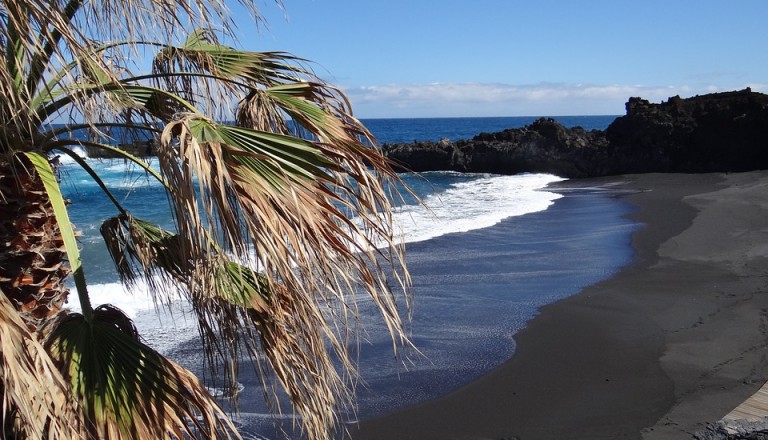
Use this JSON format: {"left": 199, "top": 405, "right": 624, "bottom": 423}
{"left": 144, "top": 29, "right": 337, "bottom": 125}
{"left": 1, "top": 0, "right": 277, "bottom": 145}
{"left": 153, "top": 29, "right": 311, "bottom": 87}
{"left": 0, "top": 293, "right": 81, "bottom": 439}
{"left": 154, "top": 108, "right": 413, "bottom": 439}
{"left": 99, "top": 209, "right": 362, "bottom": 440}
{"left": 184, "top": 257, "right": 356, "bottom": 440}
{"left": 158, "top": 115, "right": 331, "bottom": 260}
{"left": 247, "top": 295, "right": 349, "bottom": 440}
{"left": 40, "top": 83, "right": 200, "bottom": 126}
{"left": 236, "top": 88, "right": 292, "bottom": 135}
{"left": 45, "top": 305, "right": 239, "bottom": 440}
{"left": 100, "top": 214, "right": 186, "bottom": 296}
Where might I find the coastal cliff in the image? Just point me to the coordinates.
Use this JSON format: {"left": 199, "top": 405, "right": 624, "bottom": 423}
{"left": 383, "top": 88, "right": 768, "bottom": 177}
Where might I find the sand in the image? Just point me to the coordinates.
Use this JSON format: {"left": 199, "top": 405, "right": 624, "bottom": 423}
{"left": 349, "top": 172, "right": 768, "bottom": 440}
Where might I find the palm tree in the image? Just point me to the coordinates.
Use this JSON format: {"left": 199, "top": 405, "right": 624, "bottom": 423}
{"left": 0, "top": 1, "right": 411, "bottom": 439}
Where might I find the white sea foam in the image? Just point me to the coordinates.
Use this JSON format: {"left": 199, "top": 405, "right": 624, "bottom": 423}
{"left": 53, "top": 145, "right": 88, "bottom": 164}
{"left": 67, "top": 280, "right": 196, "bottom": 354}
{"left": 393, "top": 172, "right": 565, "bottom": 243}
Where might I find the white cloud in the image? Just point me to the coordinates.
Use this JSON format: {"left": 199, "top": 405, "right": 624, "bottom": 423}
{"left": 343, "top": 82, "right": 767, "bottom": 118}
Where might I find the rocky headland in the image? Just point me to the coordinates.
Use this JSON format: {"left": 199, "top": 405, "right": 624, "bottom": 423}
{"left": 383, "top": 88, "right": 768, "bottom": 177}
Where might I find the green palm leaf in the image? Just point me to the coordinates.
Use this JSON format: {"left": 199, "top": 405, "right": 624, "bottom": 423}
{"left": 40, "top": 83, "right": 200, "bottom": 124}
{"left": 24, "top": 151, "right": 94, "bottom": 318}
{"left": 156, "top": 29, "right": 311, "bottom": 86}
{"left": 45, "top": 305, "right": 239, "bottom": 439}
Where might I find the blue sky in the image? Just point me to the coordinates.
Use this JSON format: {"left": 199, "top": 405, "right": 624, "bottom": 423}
{"left": 241, "top": 0, "right": 768, "bottom": 118}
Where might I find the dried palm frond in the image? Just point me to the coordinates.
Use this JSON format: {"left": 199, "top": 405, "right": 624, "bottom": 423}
{"left": 152, "top": 107, "right": 412, "bottom": 439}
{"left": 0, "top": 0, "right": 278, "bottom": 148}
{"left": 101, "top": 209, "right": 368, "bottom": 439}
{"left": 100, "top": 214, "right": 186, "bottom": 292}
{"left": 0, "top": 293, "right": 81, "bottom": 439}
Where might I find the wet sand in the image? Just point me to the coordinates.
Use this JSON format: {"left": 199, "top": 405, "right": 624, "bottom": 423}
{"left": 350, "top": 172, "right": 768, "bottom": 440}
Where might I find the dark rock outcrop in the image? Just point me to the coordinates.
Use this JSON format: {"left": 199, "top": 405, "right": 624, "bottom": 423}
{"left": 384, "top": 118, "right": 610, "bottom": 178}
{"left": 383, "top": 88, "right": 768, "bottom": 177}
{"left": 606, "top": 88, "right": 768, "bottom": 174}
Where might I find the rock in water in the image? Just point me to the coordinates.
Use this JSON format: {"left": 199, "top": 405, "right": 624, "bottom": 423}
{"left": 383, "top": 88, "right": 768, "bottom": 177}
{"left": 383, "top": 117, "right": 609, "bottom": 177}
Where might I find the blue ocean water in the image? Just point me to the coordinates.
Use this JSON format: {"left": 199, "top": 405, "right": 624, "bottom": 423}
{"left": 362, "top": 115, "right": 614, "bottom": 144}
{"left": 57, "top": 115, "right": 634, "bottom": 439}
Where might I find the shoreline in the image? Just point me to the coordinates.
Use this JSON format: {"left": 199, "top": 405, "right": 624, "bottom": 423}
{"left": 350, "top": 171, "right": 768, "bottom": 439}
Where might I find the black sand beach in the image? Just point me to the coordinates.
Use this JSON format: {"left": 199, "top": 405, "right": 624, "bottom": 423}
{"left": 350, "top": 172, "right": 768, "bottom": 439}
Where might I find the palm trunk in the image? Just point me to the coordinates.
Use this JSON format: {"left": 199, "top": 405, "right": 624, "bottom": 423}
{"left": 0, "top": 154, "right": 70, "bottom": 332}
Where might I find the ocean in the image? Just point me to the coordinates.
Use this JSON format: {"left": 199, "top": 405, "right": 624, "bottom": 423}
{"left": 58, "top": 115, "right": 636, "bottom": 438}
{"left": 362, "top": 115, "right": 614, "bottom": 144}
